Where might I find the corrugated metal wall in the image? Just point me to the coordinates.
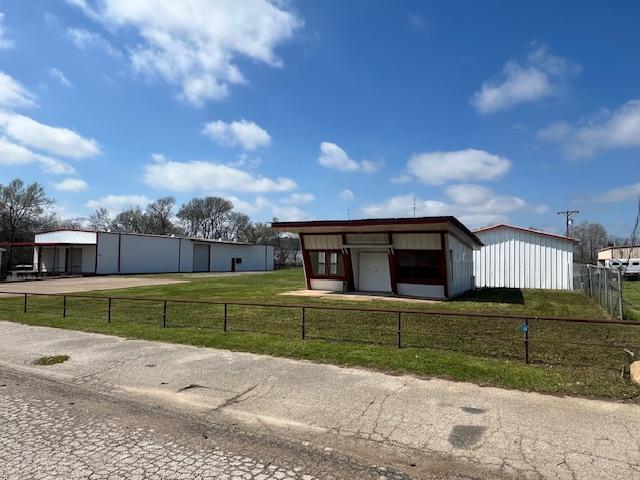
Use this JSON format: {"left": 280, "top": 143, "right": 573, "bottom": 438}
{"left": 447, "top": 234, "right": 475, "bottom": 297}
{"left": 474, "top": 227, "right": 574, "bottom": 290}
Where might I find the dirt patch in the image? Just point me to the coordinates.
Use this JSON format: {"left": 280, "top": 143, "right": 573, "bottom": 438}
{"left": 0, "top": 276, "right": 187, "bottom": 295}
{"left": 33, "top": 355, "right": 70, "bottom": 366}
{"left": 280, "top": 289, "right": 441, "bottom": 304}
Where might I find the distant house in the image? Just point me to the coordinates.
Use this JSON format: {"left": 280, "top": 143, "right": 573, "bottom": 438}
{"left": 4, "top": 229, "right": 274, "bottom": 276}
{"left": 272, "top": 216, "right": 482, "bottom": 300}
{"left": 473, "top": 224, "right": 577, "bottom": 290}
{"left": 598, "top": 245, "right": 640, "bottom": 277}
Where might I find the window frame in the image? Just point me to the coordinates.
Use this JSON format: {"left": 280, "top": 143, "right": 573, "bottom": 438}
{"left": 393, "top": 249, "right": 445, "bottom": 285}
{"left": 305, "top": 249, "right": 348, "bottom": 279}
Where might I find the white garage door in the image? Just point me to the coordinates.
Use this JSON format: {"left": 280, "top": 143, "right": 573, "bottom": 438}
{"left": 358, "top": 252, "right": 392, "bottom": 292}
{"left": 193, "top": 244, "right": 209, "bottom": 272}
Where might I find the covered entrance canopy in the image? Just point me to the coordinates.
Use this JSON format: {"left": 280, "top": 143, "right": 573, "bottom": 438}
{"left": 272, "top": 216, "right": 483, "bottom": 300}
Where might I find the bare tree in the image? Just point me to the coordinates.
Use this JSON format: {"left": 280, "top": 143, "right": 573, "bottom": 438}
{"left": 176, "top": 197, "right": 233, "bottom": 239}
{"left": 88, "top": 208, "right": 111, "bottom": 231}
{"left": 572, "top": 221, "right": 609, "bottom": 264}
{"left": 147, "top": 196, "right": 179, "bottom": 235}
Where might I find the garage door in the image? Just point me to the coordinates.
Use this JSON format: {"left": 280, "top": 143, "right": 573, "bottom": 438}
{"left": 193, "top": 244, "right": 209, "bottom": 272}
{"left": 358, "top": 252, "right": 392, "bottom": 292}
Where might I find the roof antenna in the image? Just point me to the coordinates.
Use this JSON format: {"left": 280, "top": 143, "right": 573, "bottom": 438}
{"left": 412, "top": 196, "right": 416, "bottom": 218}
{"left": 347, "top": 208, "right": 350, "bottom": 220}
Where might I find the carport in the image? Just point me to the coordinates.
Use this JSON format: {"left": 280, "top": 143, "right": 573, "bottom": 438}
{"left": 0, "top": 241, "right": 97, "bottom": 279}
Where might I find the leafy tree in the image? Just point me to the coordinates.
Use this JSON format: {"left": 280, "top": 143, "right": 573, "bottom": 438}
{"left": 146, "top": 196, "right": 180, "bottom": 235}
{"left": 176, "top": 197, "right": 234, "bottom": 238}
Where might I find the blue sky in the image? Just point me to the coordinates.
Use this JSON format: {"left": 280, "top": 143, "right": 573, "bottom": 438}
{"left": 0, "top": 1, "right": 639, "bottom": 236}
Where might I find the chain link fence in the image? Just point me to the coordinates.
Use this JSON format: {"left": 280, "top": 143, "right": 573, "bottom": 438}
{"left": 575, "top": 264, "right": 624, "bottom": 319}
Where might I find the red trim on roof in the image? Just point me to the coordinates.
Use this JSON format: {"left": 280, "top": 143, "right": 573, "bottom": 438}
{"left": 271, "top": 216, "right": 483, "bottom": 247}
{"left": 473, "top": 224, "right": 579, "bottom": 243}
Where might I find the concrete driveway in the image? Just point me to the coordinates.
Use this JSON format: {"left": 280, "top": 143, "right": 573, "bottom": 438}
{"left": 0, "top": 276, "right": 187, "bottom": 295}
{"left": 0, "top": 321, "right": 638, "bottom": 479}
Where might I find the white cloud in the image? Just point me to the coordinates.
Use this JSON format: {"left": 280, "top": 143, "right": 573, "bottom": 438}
{"left": 66, "top": 28, "right": 122, "bottom": 57}
{"left": 69, "top": 0, "right": 301, "bottom": 106}
{"left": 361, "top": 184, "right": 545, "bottom": 228}
{"left": 143, "top": 155, "right": 296, "bottom": 193}
{"left": 339, "top": 189, "right": 354, "bottom": 201}
{"left": 390, "top": 174, "right": 411, "bottom": 184}
{"left": 223, "top": 195, "right": 308, "bottom": 221}
{"left": 0, "top": 71, "right": 37, "bottom": 108}
{"left": 202, "top": 120, "right": 271, "bottom": 151}
{"left": 49, "top": 68, "right": 73, "bottom": 88}
{"left": 317, "top": 142, "right": 381, "bottom": 173}
{"left": 0, "top": 12, "right": 14, "bottom": 49}
{"left": 593, "top": 182, "right": 640, "bottom": 203}
{"left": 471, "top": 45, "right": 580, "bottom": 114}
{"left": 404, "top": 148, "right": 511, "bottom": 185}
{"left": 86, "top": 194, "right": 152, "bottom": 212}
{"left": 0, "top": 137, "right": 74, "bottom": 174}
{"left": 279, "top": 192, "right": 315, "bottom": 204}
{"left": 539, "top": 99, "right": 640, "bottom": 158}
{"left": 0, "top": 111, "right": 100, "bottom": 159}
{"left": 53, "top": 178, "right": 88, "bottom": 192}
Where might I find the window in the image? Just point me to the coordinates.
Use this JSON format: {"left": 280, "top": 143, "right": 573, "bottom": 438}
{"left": 396, "top": 250, "right": 442, "bottom": 282}
{"left": 309, "top": 251, "right": 344, "bottom": 277}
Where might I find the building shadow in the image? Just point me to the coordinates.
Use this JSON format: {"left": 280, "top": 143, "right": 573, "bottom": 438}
{"left": 453, "top": 288, "right": 525, "bottom": 305}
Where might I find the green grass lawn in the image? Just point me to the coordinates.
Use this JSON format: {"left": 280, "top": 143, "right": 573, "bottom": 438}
{"left": 1, "top": 268, "right": 639, "bottom": 399}
{"left": 624, "top": 279, "right": 640, "bottom": 321}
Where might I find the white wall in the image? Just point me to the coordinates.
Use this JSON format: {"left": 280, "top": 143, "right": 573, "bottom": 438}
{"left": 310, "top": 278, "right": 346, "bottom": 291}
{"left": 397, "top": 283, "right": 445, "bottom": 299}
{"left": 179, "top": 238, "right": 194, "bottom": 273}
{"left": 97, "top": 232, "right": 119, "bottom": 274}
{"left": 447, "top": 234, "right": 475, "bottom": 297}
{"left": 211, "top": 244, "right": 273, "bottom": 271}
{"left": 119, "top": 234, "right": 181, "bottom": 273}
{"left": 474, "top": 227, "right": 574, "bottom": 290}
{"left": 35, "top": 230, "right": 97, "bottom": 245}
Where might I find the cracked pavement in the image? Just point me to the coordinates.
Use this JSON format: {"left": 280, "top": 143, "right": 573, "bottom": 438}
{"left": 0, "top": 321, "right": 638, "bottom": 479}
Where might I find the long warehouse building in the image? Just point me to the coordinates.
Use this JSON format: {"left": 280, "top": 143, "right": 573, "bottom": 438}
{"left": 29, "top": 229, "right": 274, "bottom": 275}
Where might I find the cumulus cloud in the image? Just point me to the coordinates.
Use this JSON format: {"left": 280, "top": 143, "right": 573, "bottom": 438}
{"left": 0, "top": 137, "right": 74, "bottom": 174}
{"left": 53, "top": 178, "right": 88, "bottom": 192}
{"left": 223, "top": 195, "right": 308, "bottom": 221}
{"left": 593, "top": 182, "right": 640, "bottom": 203}
{"left": 143, "top": 154, "right": 296, "bottom": 193}
{"left": 339, "top": 189, "right": 354, "bottom": 201}
{"left": 0, "top": 71, "right": 37, "bottom": 108}
{"left": 403, "top": 148, "right": 511, "bottom": 185}
{"left": 49, "top": 68, "right": 73, "bottom": 88}
{"left": 361, "top": 184, "right": 545, "bottom": 228}
{"left": 471, "top": 45, "right": 580, "bottom": 114}
{"left": 68, "top": 0, "right": 301, "bottom": 106}
{"left": 317, "top": 142, "right": 381, "bottom": 173}
{"left": 539, "top": 99, "right": 640, "bottom": 158}
{"left": 0, "top": 111, "right": 100, "bottom": 159}
{"left": 66, "top": 28, "right": 122, "bottom": 57}
{"left": 279, "top": 192, "right": 315, "bottom": 204}
{"left": 86, "top": 194, "right": 152, "bottom": 212}
{"left": 0, "top": 12, "right": 13, "bottom": 49}
{"left": 202, "top": 120, "right": 271, "bottom": 151}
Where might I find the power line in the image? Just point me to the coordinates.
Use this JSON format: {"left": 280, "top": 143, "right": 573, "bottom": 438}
{"left": 557, "top": 210, "right": 579, "bottom": 237}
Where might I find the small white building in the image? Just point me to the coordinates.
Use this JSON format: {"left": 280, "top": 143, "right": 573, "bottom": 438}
{"left": 29, "top": 230, "right": 274, "bottom": 275}
{"left": 473, "top": 224, "right": 576, "bottom": 290}
{"left": 272, "top": 216, "right": 482, "bottom": 300}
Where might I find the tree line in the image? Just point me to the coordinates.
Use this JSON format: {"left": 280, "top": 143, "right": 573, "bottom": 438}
{"left": 0, "top": 178, "right": 299, "bottom": 277}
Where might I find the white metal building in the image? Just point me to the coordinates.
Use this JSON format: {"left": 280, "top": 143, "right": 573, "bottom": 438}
{"left": 272, "top": 217, "right": 482, "bottom": 300}
{"left": 473, "top": 224, "right": 576, "bottom": 290}
{"left": 29, "top": 230, "right": 274, "bottom": 275}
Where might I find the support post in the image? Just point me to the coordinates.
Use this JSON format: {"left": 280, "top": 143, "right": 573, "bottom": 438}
{"left": 107, "top": 297, "right": 112, "bottom": 323}
{"left": 63, "top": 295, "right": 67, "bottom": 318}
{"left": 617, "top": 269, "right": 624, "bottom": 320}
{"left": 223, "top": 303, "right": 227, "bottom": 332}
{"left": 23, "top": 293, "right": 27, "bottom": 313}
{"left": 524, "top": 318, "right": 530, "bottom": 364}
{"left": 301, "top": 307, "right": 306, "bottom": 340}
{"left": 162, "top": 300, "right": 167, "bottom": 327}
{"left": 396, "top": 312, "right": 402, "bottom": 348}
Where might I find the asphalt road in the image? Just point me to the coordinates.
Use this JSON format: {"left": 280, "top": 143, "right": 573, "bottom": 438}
{"left": 0, "top": 367, "right": 485, "bottom": 480}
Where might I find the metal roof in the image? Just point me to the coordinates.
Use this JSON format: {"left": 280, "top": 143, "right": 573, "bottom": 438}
{"left": 473, "top": 224, "right": 579, "bottom": 243}
{"left": 35, "top": 229, "right": 255, "bottom": 246}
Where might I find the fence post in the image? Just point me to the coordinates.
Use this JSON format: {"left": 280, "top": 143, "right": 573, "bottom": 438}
{"left": 162, "top": 300, "right": 167, "bottom": 327}
{"left": 107, "top": 297, "right": 112, "bottom": 323}
{"left": 23, "top": 293, "right": 27, "bottom": 313}
{"left": 523, "top": 318, "right": 530, "bottom": 364}
{"left": 63, "top": 295, "right": 67, "bottom": 318}
{"left": 223, "top": 303, "right": 227, "bottom": 332}
{"left": 301, "top": 307, "right": 306, "bottom": 340}
{"left": 396, "top": 312, "right": 402, "bottom": 348}
{"left": 617, "top": 269, "right": 624, "bottom": 320}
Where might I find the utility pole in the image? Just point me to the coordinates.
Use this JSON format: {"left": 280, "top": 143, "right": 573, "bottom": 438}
{"left": 412, "top": 196, "right": 416, "bottom": 218}
{"left": 557, "top": 210, "right": 579, "bottom": 237}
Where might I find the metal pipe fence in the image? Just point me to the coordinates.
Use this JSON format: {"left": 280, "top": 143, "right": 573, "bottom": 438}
{"left": 1, "top": 291, "right": 639, "bottom": 371}
{"left": 575, "top": 264, "right": 624, "bottom": 319}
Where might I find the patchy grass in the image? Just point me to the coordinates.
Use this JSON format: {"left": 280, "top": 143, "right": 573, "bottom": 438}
{"left": 624, "top": 280, "right": 640, "bottom": 321}
{"left": 33, "top": 355, "right": 69, "bottom": 366}
{"left": 1, "top": 269, "right": 639, "bottom": 399}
